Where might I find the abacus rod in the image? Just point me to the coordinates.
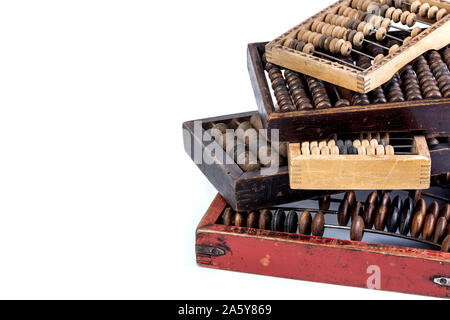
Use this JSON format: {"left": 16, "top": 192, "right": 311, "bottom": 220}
{"left": 352, "top": 48, "right": 376, "bottom": 60}
{"left": 323, "top": 224, "right": 442, "bottom": 248}
{"left": 421, "top": 192, "right": 450, "bottom": 203}
{"left": 384, "top": 33, "right": 404, "bottom": 42}
{"left": 271, "top": 207, "right": 339, "bottom": 214}
{"left": 388, "top": 24, "right": 411, "bottom": 33}
{"left": 313, "top": 51, "right": 365, "bottom": 71}
{"left": 363, "top": 38, "right": 390, "bottom": 50}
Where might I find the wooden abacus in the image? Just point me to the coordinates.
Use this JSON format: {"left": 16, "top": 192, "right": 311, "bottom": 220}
{"left": 265, "top": 0, "right": 450, "bottom": 93}
{"left": 248, "top": 42, "right": 450, "bottom": 142}
{"left": 288, "top": 133, "right": 431, "bottom": 189}
{"left": 196, "top": 190, "right": 450, "bottom": 298}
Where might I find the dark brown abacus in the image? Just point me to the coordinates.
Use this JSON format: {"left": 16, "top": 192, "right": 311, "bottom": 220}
{"left": 248, "top": 42, "right": 450, "bottom": 143}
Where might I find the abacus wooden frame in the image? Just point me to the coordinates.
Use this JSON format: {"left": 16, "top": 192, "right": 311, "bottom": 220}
{"left": 248, "top": 42, "right": 450, "bottom": 143}
{"left": 288, "top": 135, "right": 431, "bottom": 190}
{"left": 196, "top": 194, "right": 450, "bottom": 298}
{"left": 265, "top": 0, "right": 450, "bottom": 93}
{"left": 183, "top": 111, "right": 335, "bottom": 212}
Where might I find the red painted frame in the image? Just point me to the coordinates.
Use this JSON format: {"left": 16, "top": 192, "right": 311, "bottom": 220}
{"left": 196, "top": 194, "right": 450, "bottom": 298}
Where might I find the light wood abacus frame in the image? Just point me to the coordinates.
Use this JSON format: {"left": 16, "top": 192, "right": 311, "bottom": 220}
{"left": 265, "top": 0, "right": 450, "bottom": 93}
{"left": 288, "top": 136, "right": 431, "bottom": 190}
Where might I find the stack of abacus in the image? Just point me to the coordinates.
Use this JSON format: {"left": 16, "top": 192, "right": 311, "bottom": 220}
{"left": 220, "top": 190, "right": 450, "bottom": 252}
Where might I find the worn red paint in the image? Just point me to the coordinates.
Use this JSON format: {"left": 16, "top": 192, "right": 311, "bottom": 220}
{"left": 196, "top": 194, "right": 450, "bottom": 298}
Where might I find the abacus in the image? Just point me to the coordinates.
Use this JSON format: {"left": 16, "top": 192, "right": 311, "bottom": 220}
{"left": 248, "top": 42, "right": 450, "bottom": 142}
{"left": 288, "top": 132, "right": 431, "bottom": 189}
{"left": 196, "top": 190, "right": 450, "bottom": 297}
{"left": 265, "top": 0, "right": 450, "bottom": 93}
{"left": 183, "top": 111, "right": 336, "bottom": 212}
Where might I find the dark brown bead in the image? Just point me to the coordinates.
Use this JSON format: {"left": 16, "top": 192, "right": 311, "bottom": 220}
{"left": 345, "top": 191, "right": 356, "bottom": 209}
{"left": 380, "top": 192, "right": 391, "bottom": 208}
{"left": 363, "top": 203, "right": 376, "bottom": 229}
{"left": 247, "top": 211, "right": 259, "bottom": 229}
{"left": 223, "top": 208, "right": 235, "bottom": 226}
{"left": 441, "top": 235, "right": 450, "bottom": 252}
{"left": 427, "top": 201, "right": 439, "bottom": 219}
{"left": 312, "top": 212, "right": 325, "bottom": 237}
{"left": 439, "top": 203, "right": 450, "bottom": 221}
{"left": 351, "top": 201, "right": 364, "bottom": 222}
{"left": 319, "top": 196, "right": 331, "bottom": 210}
{"left": 374, "top": 205, "right": 388, "bottom": 231}
{"left": 422, "top": 213, "right": 436, "bottom": 241}
{"left": 298, "top": 210, "right": 312, "bottom": 235}
{"left": 338, "top": 199, "right": 350, "bottom": 226}
{"left": 433, "top": 217, "right": 448, "bottom": 244}
{"left": 235, "top": 213, "right": 246, "bottom": 227}
{"left": 350, "top": 216, "right": 365, "bottom": 241}
{"left": 365, "top": 192, "right": 378, "bottom": 208}
{"left": 410, "top": 207, "right": 426, "bottom": 238}
{"left": 258, "top": 209, "right": 272, "bottom": 230}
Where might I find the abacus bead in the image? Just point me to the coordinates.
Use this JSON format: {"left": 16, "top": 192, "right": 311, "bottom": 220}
{"left": 259, "top": 209, "right": 272, "bottom": 230}
{"left": 442, "top": 235, "right": 450, "bottom": 252}
{"left": 419, "top": 3, "right": 430, "bottom": 17}
{"left": 345, "top": 191, "right": 356, "bottom": 208}
{"left": 427, "top": 6, "right": 439, "bottom": 20}
{"left": 410, "top": 1, "right": 421, "bottom": 13}
{"left": 439, "top": 203, "right": 450, "bottom": 221}
{"left": 351, "top": 201, "right": 364, "bottom": 222}
{"left": 366, "top": 191, "right": 378, "bottom": 208}
{"left": 338, "top": 199, "right": 350, "bottom": 226}
{"left": 436, "top": 8, "right": 447, "bottom": 21}
{"left": 271, "top": 209, "right": 285, "bottom": 232}
{"left": 399, "top": 198, "right": 414, "bottom": 235}
{"left": 284, "top": 210, "right": 299, "bottom": 233}
{"left": 428, "top": 201, "right": 439, "bottom": 219}
{"left": 410, "top": 190, "right": 422, "bottom": 205}
{"left": 363, "top": 203, "right": 376, "bottom": 229}
{"left": 387, "top": 207, "right": 401, "bottom": 233}
{"left": 422, "top": 213, "right": 436, "bottom": 241}
{"left": 380, "top": 192, "right": 391, "bottom": 208}
{"left": 312, "top": 212, "right": 325, "bottom": 236}
{"left": 374, "top": 205, "right": 388, "bottom": 231}
{"left": 235, "top": 212, "right": 246, "bottom": 227}
{"left": 410, "top": 206, "right": 426, "bottom": 238}
{"left": 223, "top": 208, "right": 235, "bottom": 226}
{"left": 247, "top": 211, "right": 259, "bottom": 228}
{"left": 433, "top": 217, "right": 448, "bottom": 243}
{"left": 319, "top": 196, "right": 331, "bottom": 210}
{"left": 298, "top": 211, "right": 312, "bottom": 235}
{"left": 385, "top": 145, "right": 395, "bottom": 155}
{"left": 351, "top": 216, "right": 365, "bottom": 241}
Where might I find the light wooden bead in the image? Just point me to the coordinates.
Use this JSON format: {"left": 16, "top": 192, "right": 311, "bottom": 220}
{"left": 381, "top": 18, "right": 391, "bottom": 30}
{"left": 310, "top": 141, "right": 318, "bottom": 149}
{"left": 419, "top": 3, "right": 430, "bottom": 17}
{"left": 410, "top": 1, "right": 421, "bottom": 13}
{"left": 362, "top": 139, "right": 370, "bottom": 148}
{"left": 436, "top": 8, "right": 447, "bottom": 21}
{"left": 367, "top": 145, "right": 376, "bottom": 155}
{"left": 331, "top": 146, "right": 340, "bottom": 155}
{"left": 376, "top": 27, "right": 387, "bottom": 41}
{"left": 406, "top": 13, "right": 416, "bottom": 27}
{"left": 400, "top": 11, "right": 410, "bottom": 25}
{"left": 427, "top": 6, "right": 439, "bottom": 20}
{"left": 392, "top": 8, "right": 403, "bottom": 22}
{"left": 303, "top": 43, "right": 315, "bottom": 54}
{"left": 385, "top": 145, "right": 395, "bottom": 155}
{"left": 311, "top": 146, "right": 320, "bottom": 155}
{"left": 341, "top": 41, "right": 352, "bottom": 56}
{"left": 376, "top": 145, "right": 385, "bottom": 155}
{"left": 370, "top": 139, "right": 378, "bottom": 148}
{"left": 302, "top": 147, "right": 311, "bottom": 155}
{"left": 353, "top": 139, "right": 361, "bottom": 147}
{"left": 321, "top": 146, "right": 330, "bottom": 155}
{"left": 327, "top": 140, "right": 336, "bottom": 148}
{"left": 385, "top": 7, "right": 396, "bottom": 19}
{"left": 301, "top": 141, "right": 310, "bottom": 149}
{"left": 389, "top": 44, "right": 400, "bottom": 55}
{"left": 335, "top": 39, "right": 345, "bottom": 52}
{"left": 353, "top": 31, "right": 364, "bottom": 46}
{"left": 374, "top": 16, "right": 384, "bottom": 29}
{"left": 357, "top": 146, "right": 367, "bottom": 155}
{"left": 374, "top": 54, "right": 385, "bottom": 64}
{"left": 319, "top": 140, "right": 327, "bottom": 149}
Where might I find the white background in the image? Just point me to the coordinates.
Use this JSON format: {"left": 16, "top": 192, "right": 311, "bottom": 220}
{"left": 0, "top": 0, "right": 436, "bottom": 299}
